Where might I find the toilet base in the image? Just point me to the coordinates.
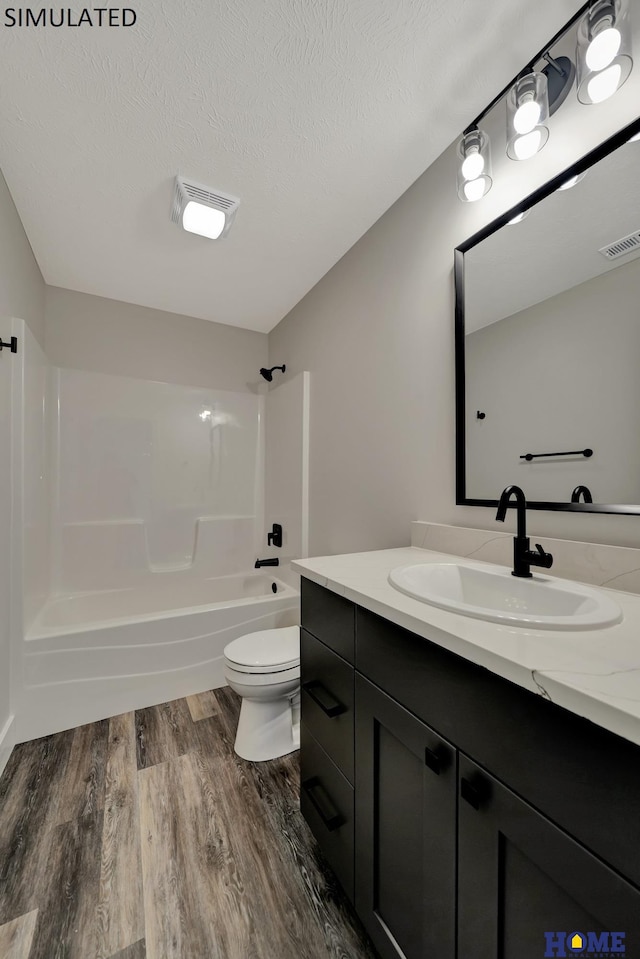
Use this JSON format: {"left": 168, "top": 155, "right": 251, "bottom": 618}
{"left": 234, "top": 695, "right": 299, "bottom": 762}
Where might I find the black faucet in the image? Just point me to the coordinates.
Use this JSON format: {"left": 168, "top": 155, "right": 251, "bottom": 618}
{"left": 255, "top": 557, "right": 279, "bottom": 568}
{"left": 495, "top": 485, "right": 553, "bottom": 578}
{"left": 571, "top": 485, "right": 593, "bottom": 504}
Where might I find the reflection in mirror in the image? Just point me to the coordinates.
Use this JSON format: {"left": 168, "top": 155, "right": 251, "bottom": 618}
{"left": 456, "top": 119, "right": 640, "bottom": 513}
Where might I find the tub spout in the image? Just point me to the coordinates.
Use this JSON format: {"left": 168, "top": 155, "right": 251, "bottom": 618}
{"left": 255, "top": 557, "right": 279, "bottom": 568}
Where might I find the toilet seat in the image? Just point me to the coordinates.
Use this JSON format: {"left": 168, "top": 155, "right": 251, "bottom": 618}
{"left": 224, "top": 625, "right": 300, "bottom": 674}
{"left": 224, "top": 663, "right": 300, "bottom": 687}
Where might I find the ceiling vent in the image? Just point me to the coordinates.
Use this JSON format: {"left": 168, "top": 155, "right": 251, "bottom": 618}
{"left": 598, "top": 229, "right": 640, "bottom": 260}
{"left": 171, "top": 176, "right": 240, "bottom": 240}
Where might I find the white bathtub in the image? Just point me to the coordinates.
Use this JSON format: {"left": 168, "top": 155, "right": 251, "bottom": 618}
{"left": 20, "top": 572, "right": 299, "bottom": 741}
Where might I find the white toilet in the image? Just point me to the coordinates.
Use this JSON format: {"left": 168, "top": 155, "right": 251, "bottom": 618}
{"left": 223, "top": 625, "right": 300, "bottom": 761}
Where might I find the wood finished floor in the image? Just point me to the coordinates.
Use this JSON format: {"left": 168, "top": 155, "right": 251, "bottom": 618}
{"left": 0, "top": 688, "right": 376, "bottom": 959}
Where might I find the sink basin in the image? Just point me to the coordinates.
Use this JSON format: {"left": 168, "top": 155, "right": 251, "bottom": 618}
{"left": 388, "top": 562, "right": 622, "bottom": 630}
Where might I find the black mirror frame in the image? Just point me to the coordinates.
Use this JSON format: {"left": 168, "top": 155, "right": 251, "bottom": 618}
{"left": 455, "top": 113, "right": 640, "bottom": 516}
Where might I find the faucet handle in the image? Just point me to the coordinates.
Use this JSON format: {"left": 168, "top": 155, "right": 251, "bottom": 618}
{"left": 533, "top": 543, "right": 554, "bottom": 569}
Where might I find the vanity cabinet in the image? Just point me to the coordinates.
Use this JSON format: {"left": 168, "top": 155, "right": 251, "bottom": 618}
{"left": 300, "top": 581, "right": 356, "bottom": 901}
{"left": 299, "top": 578, "right": 640, "bottom": 957}
{"left": 457, "top": 755, "right": 640, "bottom": 958}
{"left": 355, "top": 676, "right": 456, "bottom": 959}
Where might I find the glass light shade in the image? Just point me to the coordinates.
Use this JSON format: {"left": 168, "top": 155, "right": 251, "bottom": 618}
{"left": 508, "top": 211, "right": 529, "bottom": 225}
{"left": 629, "top": 131, "right": 640, "bottom": 142}
{"left": 586, "top": 26, "right": 621, "bottom": 70}
{"left": 462, "top": 178, "right": 490, "bottom": 202}
{"left": 577, "top": 0, "right": 633, "bottom": 104}
{"left": 457, "top": 129, "right": 493, "bottom": 202}
{"left": 514, "top": 99, "right": 541, "bottom": 134}
{"left": 461, "top": 151, "right": 485, "bottom": 180}
{"left": 511, "top": 127, "right": 549, "bottom": 160}
{"left": 182, "top": 201, "right": 226, "bottom": 239}
{"left": 587, "top": 62, "right": 622, "bottom": 101}
{"left": 506, "top": 73, "right": 549, "bottom": 160}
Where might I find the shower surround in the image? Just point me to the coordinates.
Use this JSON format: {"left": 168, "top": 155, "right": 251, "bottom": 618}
{"left": 15, "top": 344, "right": 299, "bottom": 742}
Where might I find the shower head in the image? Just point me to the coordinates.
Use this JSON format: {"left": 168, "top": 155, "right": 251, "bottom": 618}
{"left": 259, "top": 365, "right": 286, "bottom": 382}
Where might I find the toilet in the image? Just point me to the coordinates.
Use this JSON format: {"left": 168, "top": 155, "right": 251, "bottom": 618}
{"left": 223, "top": 625, "right": 300, "bottom": 762}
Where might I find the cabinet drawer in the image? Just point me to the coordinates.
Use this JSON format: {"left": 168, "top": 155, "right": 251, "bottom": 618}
{"left": 301, "top": 577, "right": 355, "bottom": 663}
{"left": 301, "top": 629, "right": 354, "bottom": 783}
{"left": 300, "top": 725, "right": 354, "bottom": 902}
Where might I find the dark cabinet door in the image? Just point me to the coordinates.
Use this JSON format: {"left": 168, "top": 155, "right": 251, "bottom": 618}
{"left": 355, "top": 675, "right": 456, "bottom": 959}
{"left": 458, "top": 754, "right": 640, "bottom": 959}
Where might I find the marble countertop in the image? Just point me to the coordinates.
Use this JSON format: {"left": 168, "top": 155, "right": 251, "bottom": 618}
{"left": 292, "top": 546, "right": 640, "bottom": 749}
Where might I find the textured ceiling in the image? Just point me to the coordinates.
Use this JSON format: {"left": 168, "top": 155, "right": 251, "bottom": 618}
{"left": 0, "top": 0, "right": 580, "bottom": 332}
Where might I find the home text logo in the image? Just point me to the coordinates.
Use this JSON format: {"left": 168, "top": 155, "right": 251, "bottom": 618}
{"left": 3, "top": 7, "right": 136, "bottom": 26}
{"left": 544, "top": 931, "right": 626, "bottom": 958}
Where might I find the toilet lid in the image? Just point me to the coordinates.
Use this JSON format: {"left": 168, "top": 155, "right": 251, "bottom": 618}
{"left": 224, "top": 626, "right": 300, "bottom": 673}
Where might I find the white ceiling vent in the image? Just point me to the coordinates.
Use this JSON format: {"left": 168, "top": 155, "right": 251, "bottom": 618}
{"left": 171, "top": 176, "right": 240, "bottom": 240}
{"left": 598, "top": 229, "right": 640, "bottom": 261}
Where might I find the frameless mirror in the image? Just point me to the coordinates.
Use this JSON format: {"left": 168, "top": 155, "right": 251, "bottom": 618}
{"left": 455, "top": 116, "right": 640, "bottom": 514}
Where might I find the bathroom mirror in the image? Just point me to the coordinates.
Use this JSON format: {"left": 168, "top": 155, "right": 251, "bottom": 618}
{"left": 455, "top": 115, "right": 640, "bottom": 514}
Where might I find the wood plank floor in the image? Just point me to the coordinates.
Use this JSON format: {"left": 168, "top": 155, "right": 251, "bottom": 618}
{"left": 0, "top": 689, "right": 376, "bottom": 959}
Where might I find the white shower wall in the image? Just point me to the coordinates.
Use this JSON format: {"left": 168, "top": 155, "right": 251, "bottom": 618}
{"left": 51, "top": 368, "right": 264, "bottom": 591}
{"left": 22, "top": 324, "right": 51, "bottom": 632}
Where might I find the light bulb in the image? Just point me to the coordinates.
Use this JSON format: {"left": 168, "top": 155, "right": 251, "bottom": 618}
{"left": 586, "top": 26, "right": 622, "bottom": 70}
{"left": 513, "top": 99, "right": 541, "bottom": 135}
{"left": 461, "top": 150, "right": 485, "bottom": 180}
{"left": 463, "top": 178, "right": 487, "bottom": 202}
{"left": 587, "top": 62, "right": 622, "bottom": 102}
{"left": 513, "top": 129, "right": 542, "bottom": 160}
{"left": 182, "top": 201, "right": 226, "bottom": 239}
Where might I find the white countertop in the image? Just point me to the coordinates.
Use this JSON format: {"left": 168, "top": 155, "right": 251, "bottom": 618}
{"left": 292, "top": 546, "right": 640, "bottom": 749}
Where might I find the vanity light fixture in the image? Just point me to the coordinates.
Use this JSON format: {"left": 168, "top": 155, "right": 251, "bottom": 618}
{"left": 506, "top": 72, "right": 550, "bottom": 160}
{"left": 457, "top": 127, "right": 493, "bottom": 202}
{"left": 541, "top": 53, "right": 577, "bottom": 115}
{"left": 171, "top": 176, "right": 240, "bottom": 240}
{"left": 576, "top": 0, "right": 633, "bottom": 104}
{"left": 508, "top": 210, "right": 530, "bottom": 224}
{"left": 628, "top": 131, "right": 640, "bottom": 142}
{"left": 455, "top": 1, "right": 633, "bottom": 202}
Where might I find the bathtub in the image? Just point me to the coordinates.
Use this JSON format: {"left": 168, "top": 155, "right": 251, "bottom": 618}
{"left": 20, "top": 571, "right": 299, "bottom": 741}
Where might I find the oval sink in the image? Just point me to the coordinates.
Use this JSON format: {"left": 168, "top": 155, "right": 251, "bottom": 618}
{"left": 388, "top": 562, "right": 622, "bottom": 630}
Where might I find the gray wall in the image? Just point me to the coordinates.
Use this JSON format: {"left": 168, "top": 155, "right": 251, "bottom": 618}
{"left": 0, "top": 169, "right": 45, "bottom": 345}
{"left": 45, "top": 287, "right": 268, "bottom": 392}
{"left": 269, "top": 107, "right": 640, "bottom": 553}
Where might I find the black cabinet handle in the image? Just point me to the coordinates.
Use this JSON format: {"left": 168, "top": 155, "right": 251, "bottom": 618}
{"left": 302, "top": 680, "right": 347, "bottom": 718}
{"left": 460, "top": 776, "right": 490, "bottom": 810}
{"left": 424, "top": 745, "right": 450, "bottom": 775}
{"left": 302, "top": 777, "right": 344, "bottom": 831}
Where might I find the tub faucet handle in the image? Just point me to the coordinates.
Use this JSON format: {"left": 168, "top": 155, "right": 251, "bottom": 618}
{"left": 267, "top": 524, "right": 283, "bottom": 548}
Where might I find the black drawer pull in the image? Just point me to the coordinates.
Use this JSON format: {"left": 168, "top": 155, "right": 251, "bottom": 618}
{"left": 302, "top": 680, "right": 347, "bottom": 718}
{"left": 424, "top": 746, "right": 443, "bottom": 775}
{"left": 460, "top": 776, "right": 491, "bottom": 810}
{"left": 302, "top": 776, "right": 344, "bottom": 831}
